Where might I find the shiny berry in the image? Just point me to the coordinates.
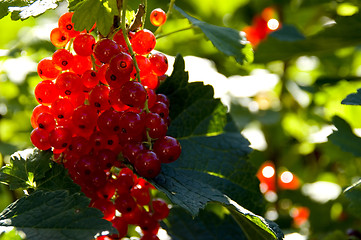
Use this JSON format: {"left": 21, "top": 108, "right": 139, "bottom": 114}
{"left": 150, "top": 8, "right": 167, "bottom": 27}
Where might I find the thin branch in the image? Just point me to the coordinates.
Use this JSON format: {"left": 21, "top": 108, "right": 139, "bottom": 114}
{"left": 156, "top": 25, "right": 195, "bottom": 39}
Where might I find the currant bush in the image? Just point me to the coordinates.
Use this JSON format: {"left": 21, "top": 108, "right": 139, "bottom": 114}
{"left": 30, "top": 10, "right": 181, "bottom": 239}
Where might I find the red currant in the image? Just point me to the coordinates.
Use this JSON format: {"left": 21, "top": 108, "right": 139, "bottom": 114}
{"left": 153, "top": 136, "right": 181, "bottom": 163}
{"left": 150, "top": 8, "right": 167, "bottom": 27}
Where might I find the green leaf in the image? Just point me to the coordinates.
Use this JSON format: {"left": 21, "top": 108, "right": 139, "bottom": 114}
{"left": 0, "top": 190, "right": 116, "bottom": 240}
{"left": 255, "top": 13, "right": 361, "bottom": 63}
{"left": 153, "top": 55, "right": 282, "bottom": 239}
{"left": 0, "top": 229, "right": 23, "bottom": 240}
{"left": 71, "top": 0, "right": 117, "bottom": 36}
{"left": 173, "top": 5, "right": 253, "bottom": 65}
{"left": 328, "top": 116, "right": 361, "bottom": 157}
{"left": 163, "top": 206, "right": 248, "bottom": 240}
{"left": 0, "top": 149, "right": 52, "bottom": 190}
{"left": 36, "top": 163, "right": 81, "bottom": 194}
{"left": 341, "top": 88, "right": 361, "bottom": 105}
{"left": 151, "top": 167, "right": 281, "bottom": 240}
{"left": 268, "top": 24, "right": 305, "bottom": 42}
{"left": 157, "top": 55, "right": 263, "bottom": 213}
{"left": 344, "top": 179, "right": 361, "bottom": 216}
{"left": 0, "top": 0, "right": 62, "bottom": 20}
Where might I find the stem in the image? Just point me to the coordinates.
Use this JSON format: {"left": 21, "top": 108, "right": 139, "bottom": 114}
{"left": 121, "top": 0, "right": 141, "bottom": 82}
{"left": 141, "top": 0, "right": 147, "bottom": 29}
{"left": 156, "top": 25, "right": 194, "bottom": 39}
{"left": 154, "top": 0, "right": 176, "bottom": 35}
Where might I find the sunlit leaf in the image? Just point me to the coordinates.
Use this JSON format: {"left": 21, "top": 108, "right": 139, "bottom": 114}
{"left": 174, "top": 5, "right": 253, "bottom": 65}
{"left": 0, "top": 0, "right": 63, "bottom": 20}
{"left": 0, "top": 149, "right": 52, "bottom": 190}
{"left": 71, "top": 0, "right": 117, "bottom": 36}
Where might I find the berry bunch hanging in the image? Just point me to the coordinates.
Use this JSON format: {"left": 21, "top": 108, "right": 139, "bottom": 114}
{"left": 30, "top": 9, "right": 180, "bottom": 239}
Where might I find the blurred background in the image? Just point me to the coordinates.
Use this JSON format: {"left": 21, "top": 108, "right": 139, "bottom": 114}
{"left": 2, "top": 0, "right": 361, "bottom": 239}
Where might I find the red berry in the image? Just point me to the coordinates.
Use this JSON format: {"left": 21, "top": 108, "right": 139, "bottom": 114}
{"left": 151, "top": 198, "right": 169, "bottom": 220}
{"left": 111, "top": 216, "right": 128, "bottom": 238}
{"left": 49, "top": 126, "right": 72, "bottom": 150}
{"left": 65, "top": 136, "right": 91, "bottom": 157}
{"left": 119, "top": 81, "right": 147, "bottom": 108}
{"left": 105, "top": 67, "right": 130, "bottom": 89}
{"left": 97, "top": 109, "right": 122, "bottom": 135}
{"left": 109, "top": 52, "right": 134, "bottom": 76}
{"left": 50, "top": 27, "right": 70, "bottom": 48}
{"left": 131, "top": 185, "right": 150, "bottom": 205}
{"left": 30, "top": 128, "right": 51, "bottom": 150}
{"left": 131, "top": 29, "right": 156, "bottom": 55}
{"left": 149, "top": 52, "right": 168, "bottom": 76}
{"left": 93, "top": 38, "right": 121, "bottom": 63}
{"left": 113, "top": 29, "right": 128, "bottom": 50}
{"left": 122, "top": 143, "right": 145, "bottom": 164}
{"left": 58, "top": 12, "right": 80, "bottom": 38}
{"left": 91, "top": 198, "right": 116, "bottom": 221}
{"left": 31, "top": 105, "right": 50, "bottom": 129}
{"left": 50, "top": 98, "right": 74, "bottom": 120}
{"left": 81, "top": 70, "right": 99, "bottom": 89}
{"left": 144, "top": 112, "right": 167, "bottom": 139}
{"left": 37, "top": 58, "right": 61, "bottom": 80}
{"left": 150, "top": 101, "right": 169, "bottom": 119}
{"left": 52, "top": 49, "right": 74, "bottom": 71}
{"left": 150, "top": 8, "right": 167, "bottom": 27}
{"left": 152, "top": 136, "right": 181, "bottom": 163}
{"left": 118, "top": 111, "right": 145, "bottom": 137}
{"left": 34, "top": 80, "right": 59, "bottom": 105}
{"left": 115, "top": 193, "right": 137, "bottom": 214}
{"left": 70, "top": 55, "right": 92, "bottom": 75}
{"left": 88, "top": 85, "right": 110, "bottom": 111}
{"left": 55, "top": 72, "right": 82, "bottom": 97}
{"left": 73, "top": 33, "right": 96, "bottom": 56}
{"left": 108, "top": 88, "right": 130, "bottom": 112}
{"left": 72, "top": 104, "right": 98, "bottom": 137}
{"left": 134, "top": 150, "right": 161, "bottom": 178}
{"left": 36, "top": 112, "right": 56, "bottom": 132}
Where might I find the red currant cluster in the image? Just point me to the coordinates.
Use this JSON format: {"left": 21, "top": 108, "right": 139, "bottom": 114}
{"left": 30, "top": 11, "right": 179, "bottom": 239}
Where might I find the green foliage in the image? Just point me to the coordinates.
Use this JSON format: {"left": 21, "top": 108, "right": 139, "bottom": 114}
{"left": 0, "top": 190, "right": 116, "bottom": 240}
{"left": 328, "top": 116, "right": 361, "bottom": 157}
{"left": 174, "top": 6, "right": 254, "bottom": 65}
{"left": 163, "top": 206, "right": 248, "bottom": 240}
{"left": 255, "top": 13, "right": 361, "bottom": 63}
{"left": 71, "top": 0, "right": 118, "bottom": 36}
{"left": 0, "top": 0, "right": 63, "bottom": 20}
{"left": 0, "top": 149, "right": 52, "bottom": 190}
{"left": 342, "top": 88, "right": 361, "bottom": 105}
{"left": 152, "top": 55, "right": 281, "bottom": 239}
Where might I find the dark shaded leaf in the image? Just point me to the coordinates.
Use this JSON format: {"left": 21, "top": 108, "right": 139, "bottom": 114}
{"left": 151, "top": 167, "right": 281, "bottom": 240}
{"left": 341, "top": 88, "right": 361, "bottom": 105}
{"left": 163, "top": 206, "right": 247, "bottom": 240}
{"left": 328, "top": 116, "right": 361, "bottom": 157}
{"left": 153, "top": 54, "right": 282, "bottom": 239}
{"left": 36, "top": 163, "right": 81, "bottom": 194}
{"left": 0, "top": 190, "right": 116, "bottom": 240}
{"left": 344, "top": 179, "right": 361, "bottom": 216}
{"left": 268, "top": 24, "right": 305, "bottom": 42}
